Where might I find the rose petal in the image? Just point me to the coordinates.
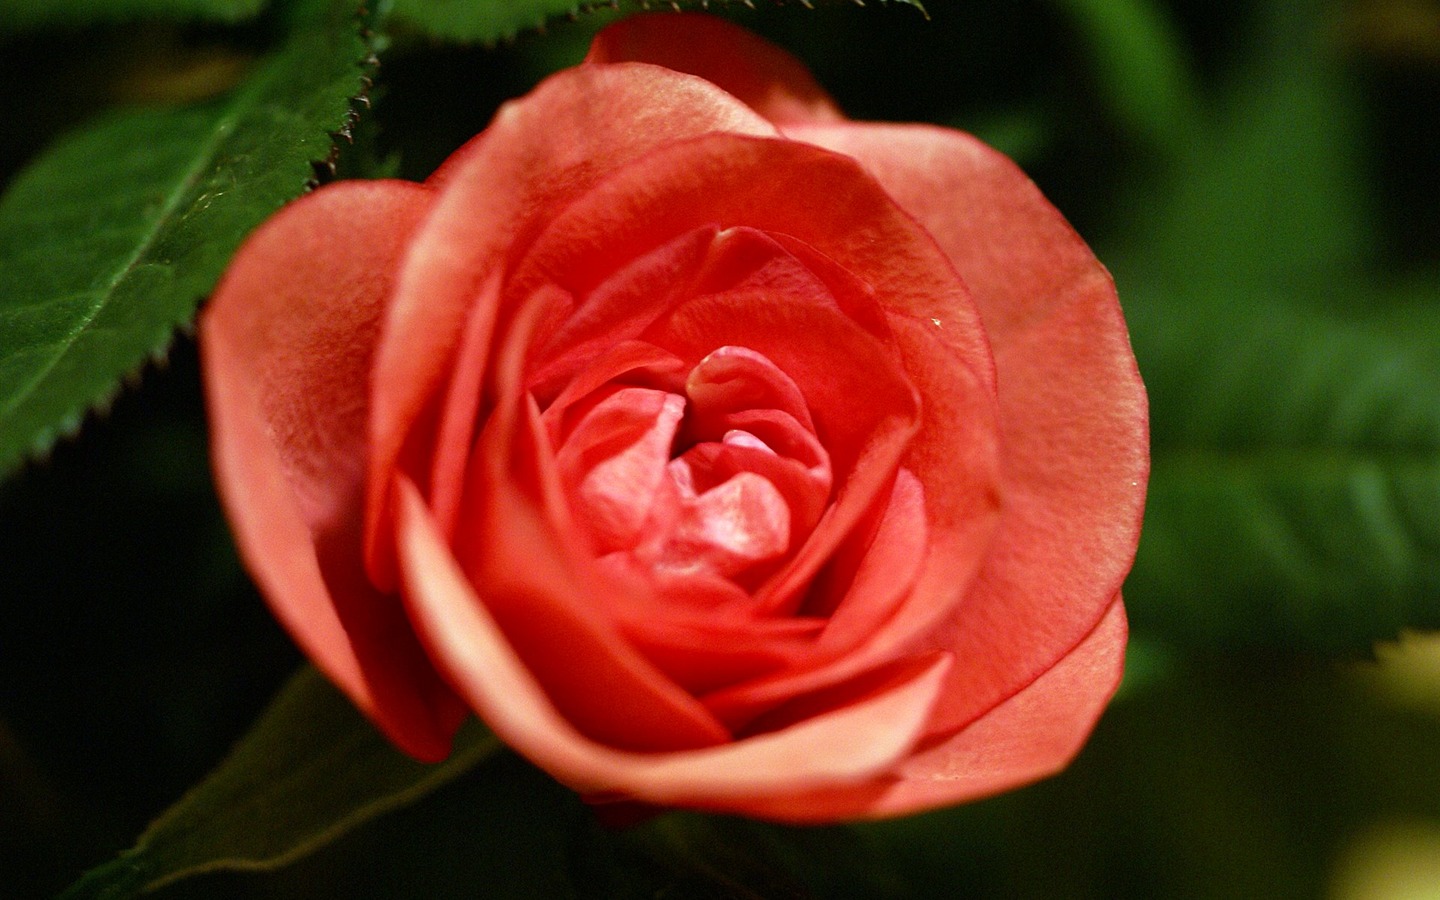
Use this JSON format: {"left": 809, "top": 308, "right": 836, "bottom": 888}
{"left": 426, "top": 269, "right": 503, "bottom": 543}
{"left": 506, "top": 137, "right": 999, "bottom": 623}
{"left": 450, "top": 297, "right": 732, "bottom": 752}
{"left": 558, "top": 386, "right": 686, "bottom": 553}
{"left": 701, "top": 468, "right": 930, "bottom": 730}
{"left": 585, "top": 13, "right": 846, "bottom": 127}
{"left": 615, "top": 609, "right": 824, "bottom": 695}
{"left": 201, "top": 181, "right": 463, "bottom": 761}
{"left": 684, "top": 345, "right": 816, "bottom": 436}
{"left": 671, "top": 433, "right": 829, "bottom": 548}
{"left": 526, "top": 228, "right": 718, "bottom": 402}
{"left": 397, "top": 475, "right": 953, "bottom": 809}
{"left": 521, "top": 223, "right": 880, "bottom": 400}
{"left": 646, "top": 253, "right": 916, "bottom": 483}
{"left": 790, "top": 123, "right": 1148, "bottom": 736}
{"left": 539, "top": 340, "right": 687, "bottom": 437}
{"left": 654, "top": 470, "right": 792, "bottom": 579}
{"left": 727, "top": 596, "right": 1127, "bottom": 822}
{"left": 365, "top": 64, "right": 779, "bottom": 590}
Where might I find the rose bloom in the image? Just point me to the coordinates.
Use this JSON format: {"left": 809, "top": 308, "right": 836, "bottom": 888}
{"left": 202, "top": 14, "right": 1147, "bottom": 821}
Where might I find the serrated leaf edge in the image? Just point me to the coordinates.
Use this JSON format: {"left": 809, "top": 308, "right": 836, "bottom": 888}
{"left": 2, "top": 2, "right": 379, "bottom": 480}
{"left": 388, "top": 0, "right": 926, "bottom": 46}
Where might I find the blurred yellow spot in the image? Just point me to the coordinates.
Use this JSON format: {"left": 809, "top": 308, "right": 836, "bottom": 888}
{"left": 1358, "top": 631, "right": 1440, "bottom": 717}
{"left": 1332, "top": 819, "right": 1440, "bottom": 900}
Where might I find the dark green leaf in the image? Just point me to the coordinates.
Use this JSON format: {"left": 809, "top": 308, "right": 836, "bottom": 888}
{"left": 1124, "top": 287, "right": 1440, "bottom": 652}
{"left": 1048, "top": 0, "right": 1197, "bottom": 149}
{"left": 387, "top": 0, "right": 584, "bottom": 43}
{"left": 0, "top": 0, "right": 266, "bottom": 30}
{"left": 386, "top": 0, "right": 927, "bottom": 45}
{"left": 1107, "top": 0, "right": 1370, "bottom": 290}
{"left": 0, "top": 0, "right": 372, "bottom": 476}
{"left": 59, "top": 666, "right": 501, "bottom": 899}
{"left": 1101, "top": 0, "right": 1439, "bottom": 653}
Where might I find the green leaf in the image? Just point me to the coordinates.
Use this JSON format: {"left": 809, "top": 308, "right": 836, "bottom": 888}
{"left": 59, "top": 666, "right": 501, "bottom": 899}
{"left": 1048, "top": 0, "right": 1197, "bottom": 149}
{"left": 386, "top": 0, "right": 927, "bottom": 44}
{"left": 387, "top": 0, "right": 579, "bottom": 43}
{"left": 1098, "top": 0, "right": 1440, "bottom": 653}
{"left": 0, "top": 0, "right": 373, "bottom": 477}
{"left": 0, "top": 0, "right": 266, "bottom": 30}
{"left": 1124, "top": 287, "right": 1440, "bottom": 653}
{"left": 1108, "top": 0, "right": 1370, "bottom": 291}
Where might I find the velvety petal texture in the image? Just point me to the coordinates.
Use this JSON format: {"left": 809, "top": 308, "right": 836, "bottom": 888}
{"left": 585, "top": 12, "right": 846, "bottom": 127}
{"left": 201, "top": 181, "right": 465, "bottom": 761}
{"left": 203, "top": 13, "right": 1147, "bottom": 822}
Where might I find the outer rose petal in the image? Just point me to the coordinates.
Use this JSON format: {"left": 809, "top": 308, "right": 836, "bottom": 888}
{"left": 201, "top": 181, "right": 464, "bottom": 761}
{"left": 729, "top": 597, "right": 1127, "bottom": 822}
{"left": 789, "top": 122, "right": 1148, "bottom": 737}
{"left": 395, "top": 477, "right": 956, "bottom": 812}
{"left": 585, "top": 13, "right": 846, "bottom": 127}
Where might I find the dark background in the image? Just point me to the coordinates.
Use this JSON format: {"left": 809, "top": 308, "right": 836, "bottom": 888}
{"left": 3, "top": 0, "right": 1439, "bottom": 896}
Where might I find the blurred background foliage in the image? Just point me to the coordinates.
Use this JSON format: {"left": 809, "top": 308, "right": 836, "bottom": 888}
{"left": 1, "top": 0, "right": 1439, "bottom": 896}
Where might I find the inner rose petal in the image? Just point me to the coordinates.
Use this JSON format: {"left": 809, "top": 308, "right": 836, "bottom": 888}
{"left": 683, "top": 345, "right": 815, "bottom": 434}
{"left": 648, "top": 470, "right": 791, "bottom": 580}
{"left": 557, "top": 385, "right": 685, "bottom": 554}
{"left": 546, "top": 342, "right": 833, "bottom": 593}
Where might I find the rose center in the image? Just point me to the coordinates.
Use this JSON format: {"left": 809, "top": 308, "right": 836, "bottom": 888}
{"left": 547, "top": 344, "right": 833, "bottom": 594}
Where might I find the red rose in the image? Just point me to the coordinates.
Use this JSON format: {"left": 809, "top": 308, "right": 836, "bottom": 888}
{"left": 201, "top": 14, "right": 1146, "bottom": 821}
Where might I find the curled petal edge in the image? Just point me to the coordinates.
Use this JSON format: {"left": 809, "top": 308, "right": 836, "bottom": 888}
{"left": 584, "top": 13, "right": 846, "bottom": 127}
{"left": 395, "top": 477, "right": 953, "bottom": 812}
{"left": 790, "top": 122, "right": 1146, "bottom": 740}
{"left": 201, "top": 180, "right": 463, "bottom": 761}
{"left": 727, "top": 596, "right": 1127, "bottom": 822}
